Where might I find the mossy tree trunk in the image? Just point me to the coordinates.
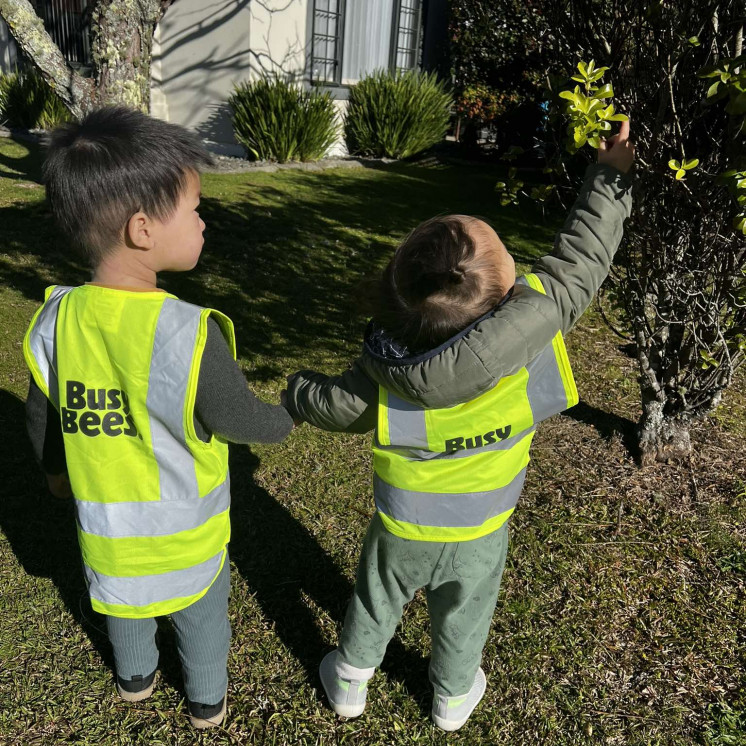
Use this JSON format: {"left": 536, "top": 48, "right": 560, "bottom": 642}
{"left": 0, "top": 0, "right": 173, "bottom": 118}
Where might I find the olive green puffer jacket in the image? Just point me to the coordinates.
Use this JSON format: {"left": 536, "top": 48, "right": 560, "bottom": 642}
{"left": 286, "top": 164, "right": 632, "bottom": 432}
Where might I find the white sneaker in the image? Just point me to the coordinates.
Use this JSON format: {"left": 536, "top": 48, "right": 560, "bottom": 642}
{"left": 319, "top": 650, "right": 375, "bottom": 718}
{"left": 431, "top": 667, "right": 487, "bottom": 732}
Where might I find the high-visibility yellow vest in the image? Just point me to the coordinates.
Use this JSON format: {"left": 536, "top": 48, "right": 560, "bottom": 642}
{"left": 372, "top": 274, "right": 578, "bottom": 542}
{"left": 23, "top": 285, "right": 235, "bottom": 618}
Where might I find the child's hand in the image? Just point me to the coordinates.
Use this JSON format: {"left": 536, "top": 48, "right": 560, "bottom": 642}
{"left": 281, "top": 387, "right": 304, "bottom": 428}
{"left": 46, "top": 472, "right": 72, "bottom": 499}
{"left": 597, "top": 119, "right": 635, "bottom": 173}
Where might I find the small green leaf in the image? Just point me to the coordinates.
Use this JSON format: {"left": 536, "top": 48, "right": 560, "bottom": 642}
{"left": 697, "top": 65, "right": 721, "bottom": 79}
{"left": 675, "top": 169, "right": 686, "bottom": 179}
{"left": 682, "top": 158, "right": 699, "bottom": 170}
{"left": 668, "top": 159, "right": 681, "bottom": 170}
{"left": 595, "top": 83, "right": 614, "bottom": 99}
{"left": 688, "top": 36, "right": 700, "bottom": 46}
{"left": 588, "top": 135, "right": 601, "bottom": 149}
{"left": 706, "top": 81, "right": 721, "bottom": 98}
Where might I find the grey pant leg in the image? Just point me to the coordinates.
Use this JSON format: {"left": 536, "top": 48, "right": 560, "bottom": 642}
{"left": 106, "top": 615, "right": 159, "bottom": 681}
{"left": 170, "top": 554, "right": 231, "bottom": 705}
{"left": 338, "top": 515, "right": 443, "bottom": 670}
{"left": 426, "top": 522, "right": 510, "bottom": 697}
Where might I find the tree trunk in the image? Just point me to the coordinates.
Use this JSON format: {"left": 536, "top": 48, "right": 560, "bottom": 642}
{"left": 89, "top": 0, "right": 168, "bottom": 112}
{"left": 0, "top": 0, "right": 174, "bottom": 117}
{"left": 638, "top": 397, "right": 693, "bottom": 466}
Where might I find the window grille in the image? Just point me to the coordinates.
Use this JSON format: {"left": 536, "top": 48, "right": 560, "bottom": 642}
{"left": 34, "top": 0, "right": 92, "bottom": 69}
{"left": 311, "top": 0, "right": 345, "bottom": 84}
{"left": 392, "top": 0, "right": 423, "bottom": 73}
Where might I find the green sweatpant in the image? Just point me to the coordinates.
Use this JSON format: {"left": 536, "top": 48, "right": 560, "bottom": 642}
{"left": 338, "top": 513, "right": 510, "bottom": 697}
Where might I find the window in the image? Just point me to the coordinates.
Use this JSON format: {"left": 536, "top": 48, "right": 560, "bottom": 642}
{"left": 34, "top": 0, "right": 92, "bottom": 69}
{"left": 392, "top": 0, "right": 423, "bottom": 73}
{"left": 311, "top": 0, "right": 423, "bottom": 85}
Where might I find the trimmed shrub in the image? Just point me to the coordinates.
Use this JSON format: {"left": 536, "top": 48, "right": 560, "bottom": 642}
{"left": 0, "top": 69, "right": 71, "bottom": 129}
{"left": 344, "top": 69, "right": 452, "bottom": 159}
{"left": 229, "top": 77, "right": 339, "bottom": 163}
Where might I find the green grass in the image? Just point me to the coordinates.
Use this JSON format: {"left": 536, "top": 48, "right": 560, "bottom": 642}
{"left": 0, "top": 137, "right": 744, "bottom": 745}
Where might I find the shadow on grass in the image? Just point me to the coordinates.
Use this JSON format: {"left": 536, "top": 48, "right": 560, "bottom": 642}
{"left": 0, "top": 140, "right": 558, "bottom": 374}
{"left": 0, "top": 388, "right": 433, "bottom": 710}
{"left": 228, "top": 445, "right": 433, "bottom": 713}
{"left": 565, "top": 399, "right": 640, "bottom": 463}
{"left": 0, "top": 389, "right": 112, "bottom": 668}
{"left": 0, "top": 133, "right": 44, "bottom": 183}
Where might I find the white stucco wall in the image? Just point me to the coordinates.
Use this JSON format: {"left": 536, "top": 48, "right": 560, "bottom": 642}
{"left": 0, "top": 18, "right": 19, "bottom": 75}
{"left": 154, "top": 0, "right": 311, "bottom": 154}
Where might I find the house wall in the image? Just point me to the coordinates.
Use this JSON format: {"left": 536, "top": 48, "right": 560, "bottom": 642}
{"left": 0, "top": 18, "right": 19, "bottom": 74}
{"left": 154, "top": 0, "right": 310, "bottom": 155}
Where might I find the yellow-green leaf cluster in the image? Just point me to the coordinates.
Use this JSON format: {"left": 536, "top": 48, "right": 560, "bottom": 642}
{"left": 559, "top": 61, "right": 628, "bottom": 153}
{"left": 667, "top": 158, "right": 699, "bottom": 180}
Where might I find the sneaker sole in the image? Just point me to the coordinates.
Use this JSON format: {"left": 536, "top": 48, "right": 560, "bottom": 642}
{"left": 319, "top": 652, "right": 366, "bottom": 718}
{"left": 431, "top": 668, "right": 487, "bottom": 732}
{"left": 189, "top": 692, "right": 227, "bottom": 729}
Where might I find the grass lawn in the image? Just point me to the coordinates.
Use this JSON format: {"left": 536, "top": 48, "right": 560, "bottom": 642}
{"left": 0, "top": 136, "right": 744, "bottom": 745}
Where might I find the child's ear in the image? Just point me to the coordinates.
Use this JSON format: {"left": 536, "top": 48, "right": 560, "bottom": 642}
{"left": 125, "top": 211, "right": 155, "bottom": 250}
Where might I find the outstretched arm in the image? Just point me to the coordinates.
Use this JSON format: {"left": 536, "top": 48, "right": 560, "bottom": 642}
{"left": 286, "top": 360, "right": 378, "bottom": 433}
{"left": 533, "top": 120, "right": 634, "bottom": 334}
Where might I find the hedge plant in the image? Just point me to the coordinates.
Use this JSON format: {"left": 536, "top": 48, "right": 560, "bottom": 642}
{"left": 0, "top": 69, "right": 70, "bottom": 129}
{"left": 345, "top": 69, "right": 452, "bottom": 159}
{"left": 229, "top": 77, "right": 338, "bottom": 163}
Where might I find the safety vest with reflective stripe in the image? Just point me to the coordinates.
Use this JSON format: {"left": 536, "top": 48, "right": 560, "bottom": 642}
{"left": 372, "top": 273, "right": 578, "bottom": 542}
{"left": 23, "top": 285, "right": 235, "bottom": 618}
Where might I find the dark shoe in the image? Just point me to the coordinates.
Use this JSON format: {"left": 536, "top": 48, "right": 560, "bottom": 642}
{"left": 116, "top": 670, "right": 157, "bottom": 702}
{"left": 188, "top": 693, "right": 227, "bottom": 729}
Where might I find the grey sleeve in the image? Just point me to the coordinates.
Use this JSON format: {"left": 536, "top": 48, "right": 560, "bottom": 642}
{"left": 26, "top": 377, "right": 67, "bottom": 474}
{"left": 286, "top": 359, "right": 378, "bottom": 433}
{"left": 195, "top": 318, "right": 294, "bottom": 444}
{"left": 532, "top": 163, "right": 632, "bottom": 334}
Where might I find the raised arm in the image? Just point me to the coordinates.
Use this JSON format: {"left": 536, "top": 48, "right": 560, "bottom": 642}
{"left": 533, "top": 120, "right": 634, "bottom": 334}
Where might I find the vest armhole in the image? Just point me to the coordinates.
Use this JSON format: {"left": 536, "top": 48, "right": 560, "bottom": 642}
{"left": 183, "top": 308, "right": 237, "bottom": 448}
{"left": 23, "top": 295, "right": 56, "bottom": 401}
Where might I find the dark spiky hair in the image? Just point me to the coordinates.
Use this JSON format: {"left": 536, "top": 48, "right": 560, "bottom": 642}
{"left": 43, "top": 106, "right": 213, "bottom": 264}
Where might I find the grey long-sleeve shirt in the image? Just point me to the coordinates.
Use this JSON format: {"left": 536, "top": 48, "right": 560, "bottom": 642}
{"left": 26, "top": 317, "right": 293, "bottom": 474}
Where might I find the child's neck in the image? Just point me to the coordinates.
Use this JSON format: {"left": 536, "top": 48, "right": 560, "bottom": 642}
{"left": 92, "top": 247, "right": 158, "bottom": 290}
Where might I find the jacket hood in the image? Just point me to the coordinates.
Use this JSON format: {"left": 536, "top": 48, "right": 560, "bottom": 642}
{"left": 356, "top": 282, "right": 562, "bottom": 409}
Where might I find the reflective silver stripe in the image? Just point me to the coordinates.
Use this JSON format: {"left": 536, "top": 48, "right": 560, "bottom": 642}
{"left": 27, "top": 286, "right": 73, "bottom": 408}
{"left": 373, "top": 469, "right": 526, "bottom": 528}
{"left": 375, "top": 426, "right": 535, "bottom": 461}
{"left": 147, "top": 297, "right": 200, "bottom": 501}
{"left": 525, "top": 344, "right": 568, "bottom": 424}
{"left": 76, "top": 477, "right": 230, "bottom": 538}
{"left": 385, "top": 390, "right": 429, "bottom": 448}
{"left": 85, "top": 548, "right": 225, "bottom": 609}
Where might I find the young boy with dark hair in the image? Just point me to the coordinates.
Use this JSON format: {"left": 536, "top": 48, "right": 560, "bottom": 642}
{"left": 286, "top": 123, "right": 634, "bottom": 731}
{"left": 24, "top": 106, "right": 294, "bottom": 729}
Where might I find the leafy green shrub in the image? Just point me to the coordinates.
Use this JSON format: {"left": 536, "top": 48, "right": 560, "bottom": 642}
{"left": 229, "top": 77, "right": 339, "bottom": 163}
{"left": 0, "top": 69, "right": 71, "bottom": 129}
{"left": 344, "top": 69, "right": 452, "bottom": 159}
